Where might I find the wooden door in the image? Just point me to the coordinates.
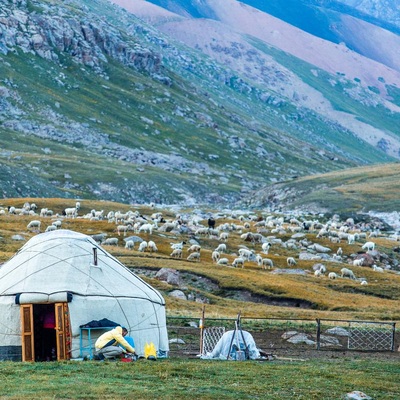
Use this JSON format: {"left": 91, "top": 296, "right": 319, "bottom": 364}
{"left": 20, "top": 304, "right": 35, "bottom": 362}
{"left": 55, "top": 302, "right": 68, "bottom": 361}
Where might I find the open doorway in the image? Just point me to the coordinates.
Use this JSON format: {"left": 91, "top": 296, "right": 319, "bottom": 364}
{"left": 33, "top": 304, "right": 57, "bottom": 361}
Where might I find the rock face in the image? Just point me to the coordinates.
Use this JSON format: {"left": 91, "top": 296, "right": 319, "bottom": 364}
{"left": 0, "top": 2, "right": 161, "bottom": 74}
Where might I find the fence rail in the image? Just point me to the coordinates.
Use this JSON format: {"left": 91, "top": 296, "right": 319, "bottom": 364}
{"left": 166, "top": 316, "right": 397, "bottom": 357}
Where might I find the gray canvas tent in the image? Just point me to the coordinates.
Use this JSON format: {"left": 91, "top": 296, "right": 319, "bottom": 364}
{"left": 0, "top": 229, "right": 169, "bottom": 361}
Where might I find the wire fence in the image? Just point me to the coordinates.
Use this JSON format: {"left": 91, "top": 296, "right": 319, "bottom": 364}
{"left": 166, "top": 316, "right": 398, "bottom": 357}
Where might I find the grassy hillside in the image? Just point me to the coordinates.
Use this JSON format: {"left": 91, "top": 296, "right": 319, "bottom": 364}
{"left": 0, "top": 0, "right": 398, "bottom": 206}
{"left": 1, "top": 197, "right": 399, "bottom": 322}
{"left": 247, "top": 162, "right": 400, "bottom": 214}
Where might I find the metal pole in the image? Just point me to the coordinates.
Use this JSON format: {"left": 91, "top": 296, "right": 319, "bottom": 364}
{"left": 316, "top": 319, "right": 321, "bottom": 350}
{"left": 199, "top": 305, "right": 205, "bottom": 355}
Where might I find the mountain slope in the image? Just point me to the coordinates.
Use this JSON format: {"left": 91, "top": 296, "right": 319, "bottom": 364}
{"left": 0, "top": 0, "right": 398, "bottom": 207}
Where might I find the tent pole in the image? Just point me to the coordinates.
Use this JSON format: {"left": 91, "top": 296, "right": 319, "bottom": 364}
{"left": 199, "top": 305, "right": 205, "bottom": 355}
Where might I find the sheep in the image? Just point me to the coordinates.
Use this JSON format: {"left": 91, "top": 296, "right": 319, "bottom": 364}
{"left": 138, "top": 223, "right": 154, "bottom": 235}
{"left": 64, "top": 206, "right": 78, "bottom": 218}
{"left": 27, "top": 220, "right": 41, "bottom": 232}
{"left": 262, "top": 258, "right": 274, "bottom": 270}
{"left": 372, "top": 265, "right": 384, "bottom": 273}
{"left": 212, "top": 250, "right": 220, "bottom": 263}
{"left": 341, "top": 267, "right": 356, "bottom": 280}
{"left": 347, "top": 234, "right": 356, "bottom": 244}
{"left": 362, "top": 241, "right": 375, "bottom": 251}
{"left": 187, "top": 252, "right": 200, "bottom": 262}
{"left": 147, "top": 240, "right": 158, "bottom": 252}
{"left": 328, "top": 272, "right": 338, "bottom": 280}
{"left": 170, "top": 241, "right": 185, "bottom": 250}
{"left": 217, "top": 258, "right": 229, "bottom": 265}
{"left": 353, "top": 257, "right": 365, "bottom": 267}
{"left": 219, "top": 232, "right": 229, "bottom": 242}
{"left": 45, "top": 225, "right": 57, "bottom": 232}
{"left": 287, "top": 257, "right": 297, "bottom": 266}
{"left": 125, "top": 240, "right": 134, "bottom": 250}
{"left": 215, "top": 243, "right": 227, "bottom": 253}
{"left": 360, "top": 280, "right": 368, "bottom": 285}
{"left": 52, "top": 220, "right": 62, "bottom": 229}
{"left": 116, "top": 224, "right": 132, "bottom": 236}
{"left": 255, "top": 254, "right": 263, "bottom": 266}
{"left": 102, "top": 238, "right": 118, "bottom": 246}
{"left": 188, "top": 244, "right": 201, "bottom": 253}
{"left": 238, "top": 248, "right": 254, "bottom": 260}
{"left": 170, "top": 248, "right": 183, "bottom": 258}
{"left": 232, "top": 257, "right": 245, "bottom": 268}
{"left": 138, "top": 241, "right": 148, "bottom": 252}
{"left": 261, "top": 242, "right": 271, "bottom": 254}
{"left": 337, "top": 247, "right": 343, "bottom": 256}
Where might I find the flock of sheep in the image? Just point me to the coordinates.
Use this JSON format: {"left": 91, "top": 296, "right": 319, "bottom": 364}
{"left": 2, "top": 200, "right": 399, "bottom": 291}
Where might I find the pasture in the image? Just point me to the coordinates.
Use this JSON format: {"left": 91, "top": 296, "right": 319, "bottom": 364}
{"left": 1, "top": 358, "right": 399, "bottom": 399}
{"left": 1, "top": 197, "right": 400, "bottom": 399}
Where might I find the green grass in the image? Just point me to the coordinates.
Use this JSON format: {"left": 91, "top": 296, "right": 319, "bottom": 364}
{"left": 0, "top": 358, "right": 398, "bottom": 399}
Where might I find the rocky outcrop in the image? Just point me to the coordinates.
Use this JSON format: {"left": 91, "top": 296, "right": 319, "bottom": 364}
{"left": 0, "top": 1, "right": 161, "bottom": 75}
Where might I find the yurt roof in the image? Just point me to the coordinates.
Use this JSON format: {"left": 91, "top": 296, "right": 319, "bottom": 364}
{"left": 0, "top": 230, "right": 165, "bottom": 305}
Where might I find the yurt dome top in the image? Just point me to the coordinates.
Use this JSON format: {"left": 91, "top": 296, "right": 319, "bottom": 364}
{"left": 0, "top": 229, "right": 165, "bottom": 305}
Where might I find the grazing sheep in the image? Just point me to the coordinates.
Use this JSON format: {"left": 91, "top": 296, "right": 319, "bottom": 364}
{"left": 261, "top": 242, "right": 271, "bottom": 254}
{"left": 170, "top": 241, "right": 185, "bottom": 250}
{"left": 138, "top": 223, "right": 154, "bottom": 234}
{"left": 255, "top": 254, "right": 263, "bottom": 266}
{"left": 170, "top": 248, "right": 183, "bottom": 258}
{"left": 217, "top": 258, "right": 229, "bottom": 265}
{"left": 212, "top": 250, "right": 220, "bottom": 263}
{"left": 45, "top": 225, "right": 57, "bottom": 232}
{"left": 232, "top": 257, "right": 245, "bottom": 268}
{"left": 347, "top": 234, "right": 356, "bottom": 244}
{"left": 328, "top": 272, "right": 338, "bottom": 280}
{"left": 52, "top": 220, "right": 62, "bottom": 229}
{"left": 287, "top": 257, "right": 297, "bottom": 266}
{"left": 138, "top": 241, "right": 148, "bottom": 252}
{"left": 219, "top": 232, "right": 229, "bottom": 242}
{"left": 314, "top": 270, "right": 323, "bottom": 277}
{"left": 341, "top": 267, "right": 356, "bottom": 280}
{"left": 262, "top": 258, "right": 274, "bottom": 270}
{"left": 337, "top": 247, "right": 343, "bottom": 256}
{"left": 188, "top": 244, "right": 201, "bottom": 253}
{"left": 187, "top": 252, "right": 200, "bottom": 262}
{"left": 372, "top": 265, "right": 384, "bottom": 273}
{"left": 27, "top": 220, "right": 41, "bottom": 231}
{"left": 147, "top": 240, "right": 158, "bottom": 252}
{"left": 362, "top": 241, "right": 375, "bottom": 251}
{"left": 117, "top": 224, "right": 132, "bottom": 236}
{"left": 238, "top": 248, "right": 254, "bottom": 260}
{"left": 215, "top": 243, "right": 227, "bottom": 253}
{"left": 125, "top": 240, "right": 134, "bottom": 250}
{"left": 102, "top": 238, "right": 119, "bottom": 246}
{"left": 360, "top": 280, "right": 368, "bottom": 285}
{"left": 353, "top": 257, "right": 365, "bottom": 267}
{"left": 64, "top": 206, "right": 78, "bottom": 218}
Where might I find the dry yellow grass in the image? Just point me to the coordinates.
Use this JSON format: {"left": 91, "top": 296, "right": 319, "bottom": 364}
{"left": 1, "top": 197, "right": 400, "bottom": 323}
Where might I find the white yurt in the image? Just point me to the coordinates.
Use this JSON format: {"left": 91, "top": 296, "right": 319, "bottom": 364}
{"left": 0, "top": 229, "right": 169, "bottom": 361}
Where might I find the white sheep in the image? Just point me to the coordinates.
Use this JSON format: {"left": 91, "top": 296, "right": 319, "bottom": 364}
{"left": 238, "top": 248, "right": 254, "bottom": 260}
{"left": 341, "top": 267, "right": 356, "bottom": 280}
{"left": 372, "top": 265, "right": 384, "bottom": 273}
{"left": 138, "top": 223, "right": 154, "bottom": 234}
{"left": 255, "top": 254, "right": 263, "bottom": 266}
{"left": 212, "top": 250, "right": 220, "bottom": 263}
{"left": 102, "top": 238, "right": 118, "bottom": 246}
{"left": 232, "top": 257, "right": 245, "bottom": 268}
{"left": 360, "top": 280, "right": 368, "bottom": 285}
{"left": 117, "top": 224, "right": 132, "bottom": 236}
{"left": 188, "top": 244, "right": 201, "bottom": 253}
{"left": 262, "top": 258, "right": 274, "bottom": 270}
{"left": 52, "top": 220, "right": 62, "bottom": 229}
{"left": 147, "top": 240, "right": 158, "bottom": 252}
{"left": 261, "top": 242, "right": 271, "bottom": 254}
{"left": 347, "top": 234, "right": 356, "bottom": 244}
{"left": 215, "top": 243, "right": 227, "bottom": 253}
{"left": 125, "top": 240, "right": 134, "bottom": 250}
{"left": 217, "top": 257, "right": 229, "bottom": 265}
{"left": 64, "top": 206, "right": 78, "bottom": 218}
{"left": 287, "top": 257, "right": 297, "bottom": 266}
{"left": 219, "top": 232, "right": 229, "bottom": 242}
{"left": 187, "top": 252, "right": 200, "bottom": 262}
{"left": 170, "top": 248, "right": 183, "bottom": 258}
{"left": 328, "top": 272, "right": 337, "bottom": 280}
{"left": 337, "top": 247, "right": 343, "bottom": 256}
{"left": 362, "top": 241, "right": 375, "bottom": 251}
{"left": 314, "top": 270, "right": 323, "bottom": 277}
{"left": 170, "top": 242, "right": 185, "bottom": 250}
{"left": 353, "top": 257, "right": 365, "bottom": 267}
{"left": 45, "top": 225, "right": 57, "bottom": 232}
{"left": 138, "top": 241, "right": 148, "bottom": 252}
{"left": 27, "top": 220, "right": 41, "bottom": 231}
